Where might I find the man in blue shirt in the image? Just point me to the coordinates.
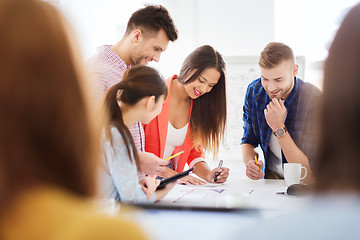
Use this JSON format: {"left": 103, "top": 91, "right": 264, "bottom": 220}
{"left": 241, "top": 42, "right": 321, "bottom": 183}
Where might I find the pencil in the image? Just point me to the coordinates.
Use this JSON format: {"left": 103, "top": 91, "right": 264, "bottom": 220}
{"left": 255, "top": 155, "right": 260, "bottom": 170}
{"left": 165, "top": 150, "right": 184, "bottom": 161}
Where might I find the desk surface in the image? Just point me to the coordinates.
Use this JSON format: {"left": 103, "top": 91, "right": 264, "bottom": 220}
{"left": 155, "top": 178, "right": 289, "bottom": 210}
{"left": 154, "top": 154, "right": 310, "bottom": 218}
{"left": 129, "top": 178, "right": 310, "bottom": 240}
{"left": 123, "top": 155, "right": 310, "bottom": 240}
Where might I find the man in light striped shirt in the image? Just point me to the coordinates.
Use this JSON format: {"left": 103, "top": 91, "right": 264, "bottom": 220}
{"left": 87, "top": 5, "right": 178, "bottom": 175}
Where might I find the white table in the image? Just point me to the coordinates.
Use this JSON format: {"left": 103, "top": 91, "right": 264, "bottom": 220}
{"left": 120, "top": 153, "right": 310, "bottom": 239}
{"left": 156, "top": 177, "right": 309, "bottom": 214}
{"left": 126, "top": 177, "right": 310, "bottom": 240}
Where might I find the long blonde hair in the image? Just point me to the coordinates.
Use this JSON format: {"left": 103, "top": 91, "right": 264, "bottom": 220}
{"left": 0, "top": 0, "right": 100, "bottom": 212}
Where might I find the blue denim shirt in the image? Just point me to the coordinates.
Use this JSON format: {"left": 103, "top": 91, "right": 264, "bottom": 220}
{"left": 241, "top": 77, "right": 321, "bottom": 172}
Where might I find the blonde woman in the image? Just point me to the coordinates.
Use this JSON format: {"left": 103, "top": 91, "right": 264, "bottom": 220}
{"left": 0, "top": 0, "right": 146, "bottom": 239}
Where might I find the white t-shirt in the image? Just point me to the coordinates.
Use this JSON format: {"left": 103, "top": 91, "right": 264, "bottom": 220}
{"left": 163, "top": 122, "right": 188, "bottom": 169}
{"left": 267, "top": 113, "right": 287, "bottom": 177}
{"left": 268, "top": 133, "right": 284, "bottom": 176}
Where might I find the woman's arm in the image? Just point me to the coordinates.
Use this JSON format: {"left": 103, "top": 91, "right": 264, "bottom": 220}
{"left": 106, "top": 128, "right": 155, "bottom": 203}
{"left": 160, "top": 166, "right": 207, "bottom": 185}
{"left": 192, "top": 161, "right": 230, "bottom": 183}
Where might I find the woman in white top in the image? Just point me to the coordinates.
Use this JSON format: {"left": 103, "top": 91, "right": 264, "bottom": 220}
{"left": 144, "top": 45, "right": 230, "bottom": 184}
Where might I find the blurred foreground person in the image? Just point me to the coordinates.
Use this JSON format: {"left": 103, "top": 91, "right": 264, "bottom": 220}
{"left": 0, "top": 0, "right": 147, "bottom": 239}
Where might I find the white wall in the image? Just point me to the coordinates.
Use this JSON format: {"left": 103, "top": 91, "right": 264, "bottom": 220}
{"left": 274, "top": 0, "right": 359, "bottom": 90}
{"left": 58, "top": 0, "right": 275, "bottom": 78}
{"left": 57, "top": 0, "right": 360, "bottom": 87}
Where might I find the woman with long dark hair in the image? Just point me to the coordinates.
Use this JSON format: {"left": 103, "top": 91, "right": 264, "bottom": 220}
{"left": 144, "top": 45, "right": 230, "bottom": 184}
{"left": 99, "top": 65, "right": 174, "bottom": 202}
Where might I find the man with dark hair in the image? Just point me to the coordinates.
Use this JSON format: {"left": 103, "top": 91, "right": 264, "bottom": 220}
{"left": 125, "top": 5, "right": 178, "bottom": 43}
{"left": 241, "top": 42, "right": 321, "bottom": 183}
{"left": 87, "top": 5, "right": 178, "bottom": 176}
{"left": 88, "top": 5, "right": 178, "bottom": 104}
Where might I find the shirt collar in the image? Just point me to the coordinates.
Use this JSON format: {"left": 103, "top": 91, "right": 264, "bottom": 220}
{"left": 284, "top": 77, "right": 299, "bottom": 108}
{"left": 98, "top": 45, "right": 130, "bottom": 70}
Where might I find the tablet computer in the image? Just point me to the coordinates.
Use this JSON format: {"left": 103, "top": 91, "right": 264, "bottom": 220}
{"left": 157, "top": 167, "right": 194, "bottom": 190}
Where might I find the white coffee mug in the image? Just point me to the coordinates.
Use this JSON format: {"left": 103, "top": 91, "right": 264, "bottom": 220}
{"left": 283, "top": 163, "right": 307, "bottom": 186}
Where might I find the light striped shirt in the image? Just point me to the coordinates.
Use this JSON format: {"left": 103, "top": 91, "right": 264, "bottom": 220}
{"left": 87, "top": 45, "right": 145, "bottom": 151}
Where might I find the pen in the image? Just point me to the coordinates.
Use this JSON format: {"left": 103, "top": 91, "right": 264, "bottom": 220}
{"left": 255, "top": 155, "right": 260, "bottom": 170}
{"left": 165, "top": 150, "right": 184, "bottom": 161}
{"left": 214, "top": 160, "right": 223, "bottom": 182}
{"left": 151, "top": 151, "right": 184, "bottom": 181}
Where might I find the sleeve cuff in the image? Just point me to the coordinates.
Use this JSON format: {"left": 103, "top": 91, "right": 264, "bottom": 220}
{"left": 150, "top": 192, "right": 156, "bottom": 203}
{"left": 189, "top": 157, "right": 206, "bottom": 169}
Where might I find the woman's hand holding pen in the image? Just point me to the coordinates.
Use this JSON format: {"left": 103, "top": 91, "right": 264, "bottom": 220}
{"left": 246, "top": 158, "right": 265, "bottom": 180}
{"left": 209, "top": 167, "right": 229, "bottom": 183}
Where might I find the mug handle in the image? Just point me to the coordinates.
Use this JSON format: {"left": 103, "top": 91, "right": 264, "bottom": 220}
{"left": 300, "top": 166, "right": 308, "bottom": 180}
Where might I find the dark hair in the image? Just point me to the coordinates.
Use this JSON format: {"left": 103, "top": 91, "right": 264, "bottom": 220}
{"left": 0, "top": 0, "right": 99, "bottom": 212}
{"left": 259, "top": 42, "right": 295, "bottom": 68}
{"left": 103, "top": 65, "right": 167, "bottom": 168}
{"left": 125, "top": 4, "right": 178, "bottom": 41}
{"left": 315, "top": 4, "right": 360, "bottom": 192}
{"left": 177, "top": 45, "right": 227, "bottom": 155}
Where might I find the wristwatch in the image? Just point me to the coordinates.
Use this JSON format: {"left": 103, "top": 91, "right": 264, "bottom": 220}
{"left": 273, "top": 126, "right": 287, "bottom": 137}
